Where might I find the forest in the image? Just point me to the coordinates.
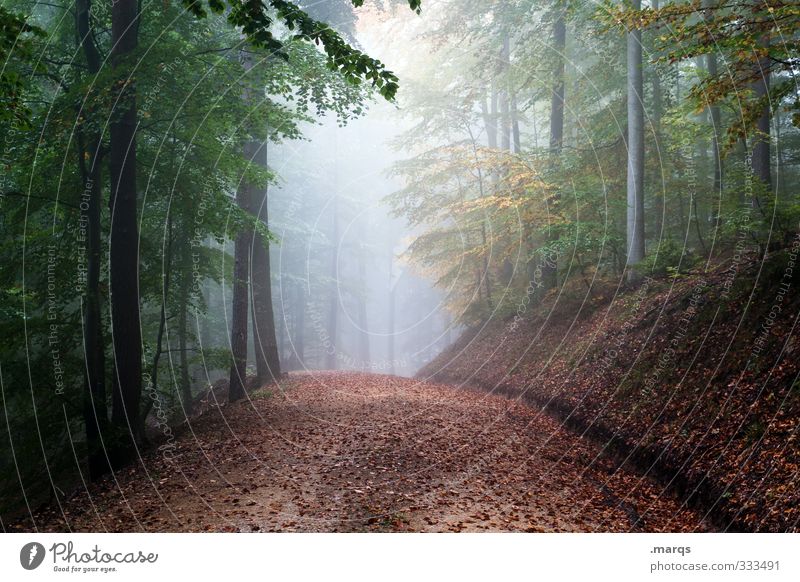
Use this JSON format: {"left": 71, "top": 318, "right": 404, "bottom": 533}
{"left": 0, "top": 0, "right": 798, "bottom": 534}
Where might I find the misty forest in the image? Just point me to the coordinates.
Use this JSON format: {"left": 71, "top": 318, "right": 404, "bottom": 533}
{"left": 1, "top": 0, "right": 798, "bottom": 533}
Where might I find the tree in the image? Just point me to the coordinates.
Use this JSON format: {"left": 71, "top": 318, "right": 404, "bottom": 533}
{"left": 751, "top": 33, "right": 771, "bottom": 193}
{"left": 542, "top": 3, "right": 567, "bottom": 290}
{"left": 651, "top": 0, "right": 665, "bottom": 239}
{"left": 626, "top": 0, "right": 645, "bottom": 282}
{"left": 702, "top": 0, "right": 723, "bottom": 226}
{"left": 327, "top": 194, "right": 339, "bottom": 370}
{"left": 108, "top": 0, "right": 143, "bottom": 462}
{"left": 228, "top": 151, "right": 254, "bottom": 402}
{"left": 76, "top": 0, "right": 110, "bottom": 480}
{"left": 250, "top": 142, "right": 281, "bottom": 385}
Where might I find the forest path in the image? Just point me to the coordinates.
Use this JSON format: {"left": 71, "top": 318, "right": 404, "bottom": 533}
{"left": 32, "top": 373, "right": 706, "bottom": 532}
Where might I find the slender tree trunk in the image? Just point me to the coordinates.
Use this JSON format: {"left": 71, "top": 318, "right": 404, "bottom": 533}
{"left": 228, "top": 180, "right": 253, "bottom": 402}
{"left": 201, "top": 283, "right": 213, "bottom": 348}
{"left": 357, "top": 226, "right": 370, "bottom": 367}
{"left": 499, "top": 33, "right": 511, "bottom": 153}
{"left": 480, "top": 222, "right": 493, "bottom": 309}
{"left": 81, "top": 136, "right": 109, "bottom": 479}
{"left": 510, "top": 93, "right": 521, "bottom": 153}
{"left": 626, "top": 0, "right": 646, "bottom": 282}
{"left": 109, "top": 0, "right": 142, "bottom": 460}
{"left": 691, "top": 170, "right": 708, "bottom": 255}
{"left": 702, "top": 0, "right": 722, "bottom": 234}
{"left": 178, "top": 239, "right": 192, "bottom": 410}
{"left": 541, "top": 7, "right": 566, "bottom": 290}
{"left": 751, "top": 34, "right": 771, "bottom": 195}
{"left": 249, "top": 141, "right": 281, "bottom": 384}
{"left": 292, "top": 281, "right": 305, "bottom": 370}
{"left": 388, "top": 251, "right": 396, "bottom": 375}
{"left": 141, "top": 213, "right": 173, "bottom": 437}
{"left": 497, "top": 31, "right": 515, "bottom": 283}
{"left": 76, "top": 0, "right": 110, "bottom": 480}
{"left": 229, "top": 52, "right": 256, "bottom": 402}
{"left": 652, "top": 0, "right": 665, "bottom": 239}
{"left": 775, "top": 106, "right": 783, "bottom": 198}
{"left": 481, "top": 84, "right": 498, "bottom": 149}
{"left": 326, "top": 195, "right": 339, "bottom": 370}
{"left": 707, "top": 58, "right": 722, "bottom": 206}
{"left": 736, "top": 138, "right": 748, "bottom": 207}
{"left": 549, "top": 11, "right": 566, "bottom": 155}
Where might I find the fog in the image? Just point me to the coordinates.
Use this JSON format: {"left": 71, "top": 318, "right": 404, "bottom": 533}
{"left": 3, "top": 0, "right": 797, "bottom": 534}
{"left": 208, "top": 4, "right": 473, "bottom": 378}
{"left": 266, "top": 109, "right": 456, "bottom": 376}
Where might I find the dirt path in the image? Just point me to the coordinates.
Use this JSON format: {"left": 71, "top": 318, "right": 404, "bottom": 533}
{"left": 24, "top": 373, "right": 709, "bottom": 532}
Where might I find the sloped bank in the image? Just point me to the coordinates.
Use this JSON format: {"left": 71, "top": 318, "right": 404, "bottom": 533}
{"left": 420, "top": 248, "right": 800, "bottom": 532}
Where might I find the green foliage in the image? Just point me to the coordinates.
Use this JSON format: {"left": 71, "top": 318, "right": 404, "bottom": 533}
{"left": 387, "top": 0, "right": 797, "bottom": 327}
{"left": 637, "top": 238, "right": 693, "bottom": 278}
{"left": 183, "top": 0, "right": 422, "bottom": 100}
{"left": 605, "top": 0, "right": 800, "bottom": 147}
{"left": 0, "top": 0, "right": 394, "bottom": 519}
{"left": 0, "top": 6, "right": 44, "bottom": 127}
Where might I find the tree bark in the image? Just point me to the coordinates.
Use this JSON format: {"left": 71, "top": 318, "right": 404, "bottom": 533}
{"left": 751, "top": 34, "right": 771, "bottom": 194}
{"left": 652, "top": 0, "right": 665, "bottom": 239}
{"left": 109, "top": 0, "right": 142, "bottom": 461}
{"left": 499, "top": 33, "right": 511, "bottom": 153}
{"left": 76, "top": 0, "right": 110, "bottom": 480}
{"left": 626, "top": 0, "right": 646, "bottom": 282}
{"left": 326, "top": 195, "right": 339, "bottom": 370}
{"left": 228, "top": 181, "right": 253, "bottom": 402}
{"left": 357, "top": 223, "right": 370, "bottom": 367}
{"left": 541, "top": 6, "right": 567, "bottom": 291}
{"left": 510, "top": 93, "right": 521, "bottom": 153}
{"left": 702, "top": 0, "right": 722, "bottom": 233}
{"left": 549, "top": 11, "right": 566, "bottom": 155}
{"left": 141, "top": 213, "right": 173, "bottom": 437}
{"left": 178, "top": 238, "right": 192, "bottom": 410}
{"left": 388, "top": 252, "right": 396, "bottom": 376}
{"left": 292, "top": 280, "right": 305, "bottom": 370}
{"left": 482, "top": 84, "right": 498, "bottom": 149}
{"left": 249, "top": 141, "right": 281, "bottom": 384}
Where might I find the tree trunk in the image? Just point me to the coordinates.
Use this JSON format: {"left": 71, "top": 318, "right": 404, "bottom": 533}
{"left": 201, "top": 283, "right": 213, "bottom": 348}
{"left": 292, "top": 280, "right": 305, "bottom": 370}
{"left": 357, "top": 225, "right": 370, "bottom": 367}
{"left": 499, "top": 33, "right": 511, "bottom": 153}
{"left": 109, "top": 0, "right": 142, "bottom": 461}
{"left": 81, "top": 135, "right": 109, "bottom": 479}
{"left": 249, "top": 141, "right": 281, "bottom": 384}
{"left": 76, "top": 0, "right": 110, "bottom": 480}
{"left": 141, "top": 213, "right": 173, "bottom": 438}
{"left": 707, "top": 60, "right": 722, "bottom": 199}
{"left": 751, "top": 34, "right": 771, "bottom": 195}
{"left": 652, "top": 0, "right": 664, "bottom": 239}
{"left": 480, "top": 221, "right": 493, "bottom": 309}
{"left": 510, "top": 93, "right": 521, "bottom": 153}
{"left": 549, "top": 11, "right": 566, "bottom": 155}
{"left": 178, "top": 238, "right": 192, "bottom": 410}
{"left": 541, "top": 7, "right": 566, "bottom": 291}
{"left": 702, "top": 0, "right": 722, "bottom": 233}
{"left": 326, "top": 195, "right": 339, "bottom": 370}
{"left": 388, "top": 259, "right": 396, "bottom": 376}
{"left": 626, "top": 0, "right": 646, "bottom": 282}
{"left": 482, "top": 84, "right": 498, "bottom": 149}
{"left": 228, "top": 181, "right": 253, "bottom": 402}
{"left": 736, "top": 138, "right": 749, "bottom": 207}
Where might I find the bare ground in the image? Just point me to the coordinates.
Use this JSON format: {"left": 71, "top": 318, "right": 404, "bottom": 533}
{"left": 20, "top": 373, "right": 710, "bottom": 532}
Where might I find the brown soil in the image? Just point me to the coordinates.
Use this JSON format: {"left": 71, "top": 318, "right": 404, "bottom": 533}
{"left": 16, "top": 372, "right": 709, "bottom": 532}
